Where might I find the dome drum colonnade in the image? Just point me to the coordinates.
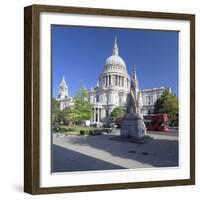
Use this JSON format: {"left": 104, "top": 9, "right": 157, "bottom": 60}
{"left": 100, "top": 74, "right": 130, "bottom": 88}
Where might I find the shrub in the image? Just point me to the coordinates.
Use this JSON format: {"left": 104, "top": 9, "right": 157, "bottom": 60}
{"left": 59, "top": 127, "right": 68, "bottom": 133}
{"left": 89, "top": 130, "right": 93, "bottom": 135}
{"left": 92, "top": 129, "right": 102, "bottom": 135}
{"left": 80, "top": 130, "right": 85, "bottom": 135}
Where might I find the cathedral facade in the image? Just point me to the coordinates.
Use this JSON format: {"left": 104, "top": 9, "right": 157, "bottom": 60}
{"left": 89, "top": 38, "right": 131, "bottom": 125}
{"left": 56, "top": 38, "right": 171, "bottom": 125}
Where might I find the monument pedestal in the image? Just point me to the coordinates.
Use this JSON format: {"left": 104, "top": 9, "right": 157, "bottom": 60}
{"left": 120, "top": 113, "right": 146, "bottom": 138}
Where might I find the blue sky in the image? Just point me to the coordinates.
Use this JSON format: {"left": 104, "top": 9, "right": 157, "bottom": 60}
{"left": 52, "top": 25, "right": 178, "bottom": 97}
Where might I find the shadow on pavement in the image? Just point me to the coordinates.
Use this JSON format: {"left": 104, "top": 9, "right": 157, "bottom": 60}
{"left": 63, "top": 134, "right": 179, "bottom": 168}
{"left": 52, "top": 144, "right": 126, "bottom": 172}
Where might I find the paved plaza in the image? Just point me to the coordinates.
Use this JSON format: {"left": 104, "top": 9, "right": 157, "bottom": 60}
{"left": 52, "top": 129, "right": 178, "bottom": 173}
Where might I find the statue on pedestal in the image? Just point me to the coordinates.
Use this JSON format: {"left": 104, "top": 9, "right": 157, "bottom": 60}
{"left": 120, "top": 65, "right": 146, "bottom": 138}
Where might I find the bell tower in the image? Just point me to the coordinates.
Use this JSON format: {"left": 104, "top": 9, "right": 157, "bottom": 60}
{"left": 58, "top": 76, "right": 68, "bottom": 99}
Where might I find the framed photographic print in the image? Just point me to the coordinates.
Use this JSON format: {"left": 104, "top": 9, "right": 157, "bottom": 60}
{"left": 24, "top": 4, "right": 195, "bottom": 194}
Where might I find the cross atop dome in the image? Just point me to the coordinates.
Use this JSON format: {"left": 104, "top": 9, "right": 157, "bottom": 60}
{"left": 114, "top": 36, "right": 117, "bottom": 45}
{"left": 112, "top": 36, "right": 119, "bottom": 56}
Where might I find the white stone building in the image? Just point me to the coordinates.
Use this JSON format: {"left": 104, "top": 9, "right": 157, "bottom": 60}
{"left": 89, "top": 38, "right": 131, "bottom": 125}
{"left": 141, "top": 87, "right": 172, "bottom": 115}
{"left": 56, "top": 76, "right": 73, "bottom": 110}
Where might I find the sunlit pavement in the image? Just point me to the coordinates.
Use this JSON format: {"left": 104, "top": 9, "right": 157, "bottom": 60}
{"left": 52, "top": 129, "right": 178, "bottom": 173}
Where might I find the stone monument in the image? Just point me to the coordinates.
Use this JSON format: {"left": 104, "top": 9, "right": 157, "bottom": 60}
{"left": 120, "top": 65, "right": 146, "bottom": 138}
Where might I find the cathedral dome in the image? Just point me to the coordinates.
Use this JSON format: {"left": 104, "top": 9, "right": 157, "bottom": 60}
{"left": 105, "top": 55, "right": 126, "bottom": 68}
{"left": 102, "top": 37, "right": 128, "bottom": 74}
{"left": 97, "top": 37, "right": 131, "bottom": 91}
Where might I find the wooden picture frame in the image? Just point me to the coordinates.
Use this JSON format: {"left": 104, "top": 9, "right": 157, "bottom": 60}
{"left": 24, "top": 4, "right": 195, "bottom": 194}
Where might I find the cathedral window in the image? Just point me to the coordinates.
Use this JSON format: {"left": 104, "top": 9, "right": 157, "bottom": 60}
{"left": 99, "top": 108, "right": 101, "bottom": 120}
{"left": 96, "top": 95, "right": 99, "bottom": 103}
{"left": 106, "top": 109, "right": 109, "bottom": 117}
{"left": 96, "top": 108, "right": 98, "bottom": 122}
{"left": 146, "top": 96, "right": 151, "bottom": 105}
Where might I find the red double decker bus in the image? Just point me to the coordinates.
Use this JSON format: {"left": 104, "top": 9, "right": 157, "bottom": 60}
{"left": 144, "top": 114, "right": 169, "bottom": 132}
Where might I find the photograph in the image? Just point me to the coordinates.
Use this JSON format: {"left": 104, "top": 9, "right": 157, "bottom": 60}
{"left": 24, "top": 5, "right": 195, "bottom": 194}
{"left": 51, "top": 25, "right": 179, "bottom": 173}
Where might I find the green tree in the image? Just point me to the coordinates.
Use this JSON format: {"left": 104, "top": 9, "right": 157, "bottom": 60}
{"left": 52, "top": 98, "right": 60, "bottom": 123}
{"left": 110, "top": 106, "right": 125, "bottom": 123}
{"left": 72, "top": 85, "right": 92, "bottom": 125}
{"left": 63, "top": 106, "right": 76, "bottom": 124}
{"left": 154, "top": 90, "right": 178, "bottom": 126}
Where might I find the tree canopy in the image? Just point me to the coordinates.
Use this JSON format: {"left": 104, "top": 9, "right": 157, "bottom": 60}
{"left": 110, "top": 106, "right": 125, "bottom": 123}
{"left": 52, "top": 98, "right": 60, "bottom": 123}
{"left": 72, "top": 85, "right": 92, "bottom": 124}
{"left": 154, "top": 89, "right": 178, "bottom": 126}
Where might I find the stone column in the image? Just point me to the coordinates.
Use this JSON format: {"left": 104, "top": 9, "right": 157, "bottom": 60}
{"left": 91, "top": 108, "right": 93, "bottom": 123}
{"left": 116, "top": 75, "right": 118, "bottom": 86}
{"left": 153, "top": 93, "right": 156, "bottom": 104}
{"left": 117, "top": 76, "right": 119, "bottom": 86}
{"left": 97, "top": 107, "right": 100, "bottom": 122}
{"left": 93, "top": 107, "right": 96, "bottom": 122}
{"left": 111, "top": 75, "right": 114, "bottom": 85}
{"left": 99, "top": 108, "right": 101, "bottom": 121}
